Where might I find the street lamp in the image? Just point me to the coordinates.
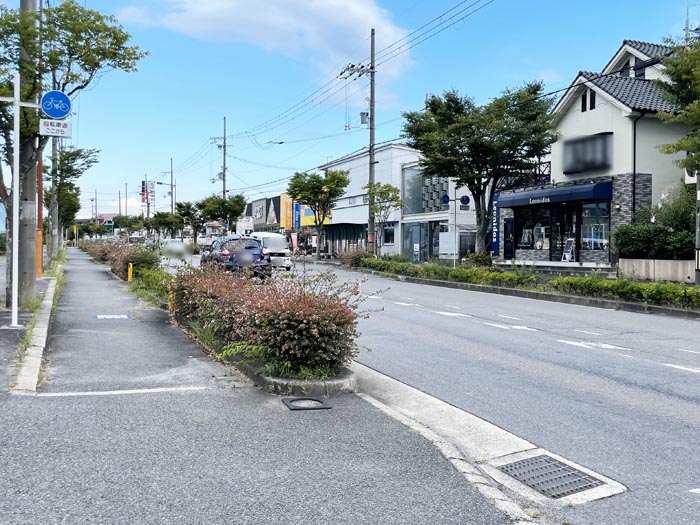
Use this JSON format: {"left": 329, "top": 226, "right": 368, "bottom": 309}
{"left": 156, "top": 180, "right": 176, "bottom": 214}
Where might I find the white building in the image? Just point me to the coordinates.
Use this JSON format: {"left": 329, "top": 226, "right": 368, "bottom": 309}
{"left": 322, "top": 143, "right": 476, "bottom": 261}
{"left": 494, "top": 40, "right": 687, "bottom": 266}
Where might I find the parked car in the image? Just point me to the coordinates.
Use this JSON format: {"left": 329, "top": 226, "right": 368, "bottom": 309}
{"left": 160, "top": 238, "right": 188, "bottom": 259}
{"left": 201, "top": 235, "right": 271, "bottom": 277}
{"left": 249, "top": 232, "right": 293, "bottom": 271}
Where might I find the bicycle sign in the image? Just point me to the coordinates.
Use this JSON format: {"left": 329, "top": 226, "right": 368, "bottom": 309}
{"left": 40, "top": 90, "right": 71, "bottom": 119}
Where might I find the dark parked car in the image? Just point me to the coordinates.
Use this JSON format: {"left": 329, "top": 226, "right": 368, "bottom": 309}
{"left": 201, "top": 235, "right": 271, "bottom": 277}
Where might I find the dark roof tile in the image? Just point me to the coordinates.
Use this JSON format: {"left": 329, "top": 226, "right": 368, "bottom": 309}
{"left": 623, "top": 40, "right": 674, "bottom": 59}
{"left": 579, "top": 71, "right": 675, "bottom": 112}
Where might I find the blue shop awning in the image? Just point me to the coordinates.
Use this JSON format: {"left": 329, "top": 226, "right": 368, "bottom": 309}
{"left": 496, "top": 180, "right": 612, "bottom": 208}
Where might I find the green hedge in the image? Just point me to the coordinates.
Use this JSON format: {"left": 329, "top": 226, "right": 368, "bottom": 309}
{"left": 612, "top": 224, "right": 694, "bottom": 260}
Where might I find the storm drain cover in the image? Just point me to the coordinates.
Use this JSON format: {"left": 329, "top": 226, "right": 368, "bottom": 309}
{"left": 281, "top": 397, "right": 332, "bottom": 411}
{"left": 498, "top": 455, "right": 604, "bottom": 498}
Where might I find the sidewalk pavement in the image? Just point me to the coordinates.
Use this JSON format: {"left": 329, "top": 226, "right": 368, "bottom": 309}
{"left": 0, "top": 248, "right": 516, "bottom": 524}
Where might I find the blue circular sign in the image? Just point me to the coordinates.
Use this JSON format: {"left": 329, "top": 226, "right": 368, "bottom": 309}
{"left": 460, "top": 195, "right": 470, "bottom": 205}
{"left": 441, "top": 194, "right": 450, "bottom": 204}
{"left": 41, "top": 90, "right": 71, "bottom": 119}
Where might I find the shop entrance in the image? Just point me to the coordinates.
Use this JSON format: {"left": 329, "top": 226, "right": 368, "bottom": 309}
{"left": 550, "top": 206, "right": 579, "bottom": 262}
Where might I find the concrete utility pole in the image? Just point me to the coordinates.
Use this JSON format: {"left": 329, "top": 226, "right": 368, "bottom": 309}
{"left": 125, "top": 182, "right": 128, "bottom": 216}
{"left": 340, "top": 28, "right": 376, "bottom": 254}
{"left": 695, "top": 171, "right": 700, "bottom": 285}
{"left": 223, "top": 117, "right": 227, "bottom": 198}
{"left": 18, "top": 0, "right": 38, "bottom": 304}
{"left": 170, "top": 157, "right": 174, "bottom": 214}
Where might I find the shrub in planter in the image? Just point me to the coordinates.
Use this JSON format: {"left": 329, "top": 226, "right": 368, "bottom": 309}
{"left": 337, "top": 249, "right": 367, "bottom": 267}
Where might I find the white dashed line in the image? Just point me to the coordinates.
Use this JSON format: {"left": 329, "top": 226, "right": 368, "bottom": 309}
{"left": 511, "top": 326, "right": 538, "bottom": 331}
{"left": 663, "top": 364, "right": 700, "bottom": 375}
{"left": 366, "top": 295, "right": 383, "bottom": 299}
{"left": 574, "top": 329, "right": 600, "bottom": 336}
{"left": 394, "top": 302, "right": 418, "bottom": 307}
{"left": 620, "top": 354, "right": 634, "bottom": 358}
{"left": 678, "top": 349, "right": 700, "bottom": 355}
{"left": 498, "top": 315, "right": 520, "bottom": 320}
{"left": 558, "top": 340, "right": 591, "bottom": 348}
{"left": 435, "top": 311, "right": 472, "bottom": 318}
{"left": 690, "top": 488, "right": 700, "bottom": 495}
{"left": 400, "top": 297, "right": 415, "bottom": 301}
{"left": 483, "top": 322, "right": 511, "bottom": 330}
{"left": 443, "top": 305, "right": 462, "bottom": 310}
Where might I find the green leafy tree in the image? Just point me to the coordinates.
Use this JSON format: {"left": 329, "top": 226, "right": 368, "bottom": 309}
{"left": 44, "top": 181, "right": 80, "bottom": 228}
{"left": 287, "top": 169, "right": 350, "bottom": 259}
{"left": 363, "top": 182, "right": 403, "bottom": 256}
{"left": 151, "top": 211, "right": 183, "bottom": 239}
{"left": 0, "top": 1, "right": 147, "bottom": 303}
{"left": 197, "top": 194, "right": 246, "bottom": 232}
{"left": 657, "top": 37, "right": 700, "bottom": 172}
{"left": 176, "top": 201, "right": 204, "bottom": 244}
{"left": 44, "top": 146, "right": 99, "bottom": 256}
{"left": 402, "top": 83, "right": 557, "bottom": 254}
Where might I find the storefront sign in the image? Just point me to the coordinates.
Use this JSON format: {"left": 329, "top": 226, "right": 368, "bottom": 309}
{"left": 491, "top": 197, "right": 500, "bottom": 254}
{"left": 529, "top": 196, "right": 550, "bottom": 204}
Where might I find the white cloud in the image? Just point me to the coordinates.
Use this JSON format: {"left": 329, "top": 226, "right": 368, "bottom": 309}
{"left": 119, "top": 0, "right": 411, "bottom": 106}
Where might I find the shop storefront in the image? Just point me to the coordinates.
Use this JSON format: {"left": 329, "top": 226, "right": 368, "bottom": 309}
{"left": 493, "top": 175, "right": 650, "bottom": 265}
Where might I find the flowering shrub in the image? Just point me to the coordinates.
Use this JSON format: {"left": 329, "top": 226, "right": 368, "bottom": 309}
{"left": 170, "top": 269, "right": 364, "bottom": 377}
{"left": 80, "top": 240, "right": 159, "bottom": 279}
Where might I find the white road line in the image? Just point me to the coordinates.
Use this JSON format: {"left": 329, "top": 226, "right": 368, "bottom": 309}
{"left": 678, "top": 348, "right": 700, "bottom": 355}
{"left": 558, "top": 340, "right": 592, "bottom": 348}
{"left": 363, "top": 295, "right": 383, "bottom": 299}
{"left": 435, "top": 311, "right": 472, "bottom": 318}
{"left": 483, "top": 322, "right": 511, "bottom": 330}
{"left": 38, "top": 386, "right": 209, "bottom": 398}
{"left": 663, "top": 364, "right": 700, "bottom": 375}
{"left": 443, "top": 305, "right": 462, "bottom": 310}
{"left": 620, "top": 354, "right": 634, "bottom": 358}
{"left": 394, "top": 302, "right": 418, "bottom": 307}
{"left": 590, "top": 342, "right": 632, "bottom": 351}
{"left": 574, "top": 329, "right": 600, "bottom": 336}
{"left": 400, "top": 296, "right": 415, "bottom": 301}
{"left": 498, "top": 315, "right": 520, "bottom": 320}
{"left": 690, "top": 488, "right": 700, "bottom": 495}
{"left": 511, "top": 326, "right": 538, "bottom": 331}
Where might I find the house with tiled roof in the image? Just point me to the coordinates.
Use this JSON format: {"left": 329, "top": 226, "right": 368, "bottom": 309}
{"left": 492, "top": 40, "right": 688, "bottom": 266}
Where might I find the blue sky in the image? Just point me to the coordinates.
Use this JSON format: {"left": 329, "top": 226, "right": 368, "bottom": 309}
{"left": 3, "top": 0, "right": 694, "bottom": 219}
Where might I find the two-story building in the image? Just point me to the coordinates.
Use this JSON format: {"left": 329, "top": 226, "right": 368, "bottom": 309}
{"left": 493, "top": 40, "right": 687, "bottom": 266}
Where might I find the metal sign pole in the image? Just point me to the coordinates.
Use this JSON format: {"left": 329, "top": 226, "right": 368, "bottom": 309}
{"left": 11, "top": 72, "right": 20, "bottom": 327}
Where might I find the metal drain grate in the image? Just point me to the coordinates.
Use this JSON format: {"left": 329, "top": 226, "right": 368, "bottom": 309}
{"left": 498, "top": 455, "right": 604, "bottom": 498}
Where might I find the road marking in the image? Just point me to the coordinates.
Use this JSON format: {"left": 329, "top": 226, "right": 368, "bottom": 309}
{"left": 363, "top": 294, "right": 383, "bottom": 299}
{"left": 590, "top": 342, "right": 632, "bottom": 351}
{"left": 483, "top": 322, "right": 511, "bottom": 330}
{"left": 574, "top": 329, "right": 600, "bottom": 336}
{"left": 38, "top": 386, "right": 209, "bottom": 397}
{"left": 498, "top": 315, "right": 520, "bottom": 320}
{"left": 394, "top": 302, "right": 418, "bottom": 307}
{"left": 443, "top": 305, "right": 462, "bottom": 310}
{"left": 558, "top": 339, "right": 591, "bottom": 348}
{"left": 95, "top": 314, "right": 131, "bottom": 320}
{"left": 400, "top": 296, "right": 415, "bottom": 301}
{"left": 511, "top": 326, "right": 538, "bottom": 331}
{"left": 678, "top": 348, "right": 700, "bottom": 355}
{"left": 663, "top": 364, "right": 700, "bottom": 375}
{"left": 690, "top": 488, "right": 700, "bottom": 495}
{"left": 621, "top": 354, "right": 634, "bottom": 358}
{"left": 435, "top": 311, "right": 472, "bottom": 318}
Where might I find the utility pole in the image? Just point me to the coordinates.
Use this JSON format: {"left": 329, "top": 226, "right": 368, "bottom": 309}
{"left": 170, "top": 157, "right": 174, "bottom": 214}
{"left": 118, "top": 190, "right": 121, "bottom": 216}
{"left": 94, "top": 188, "right": 98, "bottom": 223}
{"left": 223, "top": 117, "right": 227, "bottom": 198}
{"left": 695, "top": 169, "right": 700, "bottom": 285}
{"left": 125, "top": 182, "right": 128, "bottom": 216}
{"left": 144, "top": 174, "right": 150, "bottom": 219}
{"left": 340, "top": 28, "right": 376, "bottom": 254}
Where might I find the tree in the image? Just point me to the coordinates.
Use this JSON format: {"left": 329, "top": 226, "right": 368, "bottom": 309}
{"left": 44, "top": 146, "right": 99, "bottom": 256}
{"left": 287, "top": 169, "right": 350, "bottom": 259}
{"left": 43, "top": 181, "right": 81, "bottom": 231}
{"left": 402, "top": 83, "right": 557, "bottom": 254}
{"left": 656, "top": 37, "right": 700, "bottom": 172}
{"left": 151, "top": 212, "right": 183, "bottom": 239}
{"left": 0, "top": 1, "right": 147, "bottom": 303}
{"left": 197, "top": 194, "right": 246, "bottom": 232}
{"left": 363, "top": 182, "right": 403, "bottom": 256}
{"left": 176, "top": 201, "right": 204, "bottom": 244}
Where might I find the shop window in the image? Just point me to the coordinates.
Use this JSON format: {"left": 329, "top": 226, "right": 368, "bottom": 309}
{"left": 384, "top": 226, "right": 395, "bottom": 245}
{"left": 581, "top": 202, "right": 610, "bottom": 250}
{"left": 515, "top": 206, "right": 550, "bottom": 250}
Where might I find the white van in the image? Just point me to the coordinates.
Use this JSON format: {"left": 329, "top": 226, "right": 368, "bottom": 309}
{"left": 249, "top": 232, "right": 293, "bottom": 271}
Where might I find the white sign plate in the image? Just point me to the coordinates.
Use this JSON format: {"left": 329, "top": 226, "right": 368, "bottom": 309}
{"left": 40, "top": 118, "right": 71, "bottom": 137}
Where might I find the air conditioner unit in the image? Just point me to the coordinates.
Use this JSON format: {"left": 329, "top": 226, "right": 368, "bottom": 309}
{"left": 685, "top": 167, "right": 698, "bottom": 184}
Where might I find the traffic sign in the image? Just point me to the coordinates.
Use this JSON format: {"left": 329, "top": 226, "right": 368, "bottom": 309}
{"left": 460, "top": 195, "right": 470, "bottom": 205}
{"left": 40, "top": 90, "right": 71, "bottom": 119}
{"left": 441, "top": 194, "right": 450, "bottom": 204}
{"left": 39, "top": 119, "right": 71, "bottom": 138}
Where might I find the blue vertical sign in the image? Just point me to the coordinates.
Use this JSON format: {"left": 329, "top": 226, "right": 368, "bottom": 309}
{"left": 293, "top": 203, "right": 301, "bottom": 230}
{"left": 490, "top": 195, "right": 500, "bottom": 255}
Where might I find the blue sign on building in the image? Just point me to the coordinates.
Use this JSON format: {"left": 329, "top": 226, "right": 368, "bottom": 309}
{"left": 293, "top": 203, "right": 301, "bottom": 230}
{"left": 490, "top": 196, "right": 500, "bottom": 255}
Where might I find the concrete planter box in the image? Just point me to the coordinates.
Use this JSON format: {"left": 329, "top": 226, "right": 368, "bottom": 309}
{"left": 619, "top": 259, "right": 694, "bottom": 283}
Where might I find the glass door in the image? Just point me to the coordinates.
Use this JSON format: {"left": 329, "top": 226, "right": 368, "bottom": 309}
{"left": 550, "top": 206, "right": 579, "bottom": 262}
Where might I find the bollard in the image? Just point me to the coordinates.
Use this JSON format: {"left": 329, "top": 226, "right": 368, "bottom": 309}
{"left": 128, "top": 263, "right": 133, "bottom": 282}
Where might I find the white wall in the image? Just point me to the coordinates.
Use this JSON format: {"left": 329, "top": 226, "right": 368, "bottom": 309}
{"left": 551, "top": 89, "right": 633, "bottom": 182}
{"left": 636, "top": 117, "right": 688, "bottom": 202}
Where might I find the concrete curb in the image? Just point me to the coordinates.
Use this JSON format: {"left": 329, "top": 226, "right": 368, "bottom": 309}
{"left": 11, "top": 266, "right": 62, "bottom": 395}
{"left": 346, "top": 266, "right": 700, "bottom": 320}
{"left": 230, "top": 357, "right": 356, "bottom": 397}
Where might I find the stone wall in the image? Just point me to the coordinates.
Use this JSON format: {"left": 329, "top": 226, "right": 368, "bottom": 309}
{"left": 580, "top": 250, "right": 610, "bottom": 264}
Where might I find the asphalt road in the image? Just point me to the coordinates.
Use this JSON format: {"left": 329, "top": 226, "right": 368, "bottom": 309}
{"left": 0, "top": 250, "right": 512, "bottom": 525}
{"left": 328, "top": 266, "right": 700, "bottom": 525}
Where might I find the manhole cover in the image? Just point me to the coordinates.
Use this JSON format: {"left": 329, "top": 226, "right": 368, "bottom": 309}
{"left": 498, "top": 455, "right": 604, "bottom": 498}
{"left": 281, "top": 397, "right": 332, "bottom": 411}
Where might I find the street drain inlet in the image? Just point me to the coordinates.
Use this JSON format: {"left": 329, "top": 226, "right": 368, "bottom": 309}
{"left": 498, "top": 454, "right": 604, "bottom": 498}
{"left": 282, "top": 397, "right": 332, "bottom": 411}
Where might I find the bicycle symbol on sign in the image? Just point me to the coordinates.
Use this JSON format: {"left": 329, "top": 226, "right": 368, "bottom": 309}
{"left": 42, "top": 97, "right": 69, "bottom": 113}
